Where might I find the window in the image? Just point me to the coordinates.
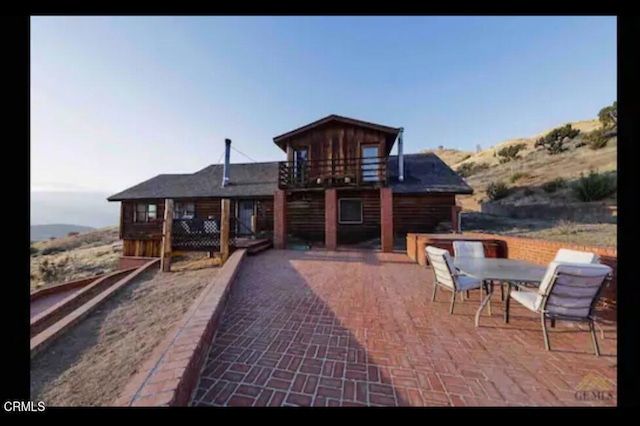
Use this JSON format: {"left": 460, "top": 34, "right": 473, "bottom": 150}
{"left": 134, "top": 203, "right": 157, "bottom": 223}
{"left": 174, "top": 202, "right": 195, "bottom": 219}
{"left": 292, "top": 147, "right": 308, "bottom": 184}
{"left": 361, "top": 145, "right": 380, "bottom": 182}
{"left": 339, "top": 199, "right": 363, "bottom": 224}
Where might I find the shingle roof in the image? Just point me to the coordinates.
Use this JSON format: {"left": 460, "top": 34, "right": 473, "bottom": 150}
{"left": 107, "top": 153, "right": 472, "bottom": 201}
{"left": 106, "top": 162, "right": 279, "bottom": 201}
{"left": 388, "top": 153, "right": 473, "bottom": 194}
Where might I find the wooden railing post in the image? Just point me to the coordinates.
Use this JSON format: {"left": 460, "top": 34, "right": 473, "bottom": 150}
{"left": 221, "top": 199, "right": 230, "bottom": 263}
{"left": 251, "top": 214, "right": 257, "bottom": 234}
{"left": 161, "top": 199, "right": 174, "bottom": 272}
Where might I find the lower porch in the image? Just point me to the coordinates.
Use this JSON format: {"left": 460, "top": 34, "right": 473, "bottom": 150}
{"left": 275, "top": 188, "right": 463, "bottom": 252}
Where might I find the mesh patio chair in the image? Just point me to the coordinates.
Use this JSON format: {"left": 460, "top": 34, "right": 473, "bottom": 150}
{"left": 426, "top": 246, "right": 491, "bottom": 315}
{"left": 554, "top": 248, "right": 601, "bottom": 264}
{"left": 453, "top": 241, "right": 506, "bottom": 301}
{"left": 508, "top": 261, "right": 612, "bottom": 355}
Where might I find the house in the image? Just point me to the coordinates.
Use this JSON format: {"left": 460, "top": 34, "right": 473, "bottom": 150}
{"left": 107, "top": 115, "right": 473, "bottom": 256}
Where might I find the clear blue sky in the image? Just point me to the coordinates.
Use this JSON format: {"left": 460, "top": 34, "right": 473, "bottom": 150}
{"left": 31, "top": 16, "right": 616, "bottom": 194}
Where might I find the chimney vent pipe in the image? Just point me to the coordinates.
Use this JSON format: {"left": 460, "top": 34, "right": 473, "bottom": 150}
{"left": 398, "top": 128, "right": 404, "bottom": 182}
{"left": 222, "top": 138, "right": 231, "bottom": 187}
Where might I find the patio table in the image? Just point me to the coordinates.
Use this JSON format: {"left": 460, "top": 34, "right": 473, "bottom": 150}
{"left": 453, "top": 258, "right": 547, "bottom": 326}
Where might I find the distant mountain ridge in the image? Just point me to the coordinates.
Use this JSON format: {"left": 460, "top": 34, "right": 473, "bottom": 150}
{"left": 30, "top": 190, "right": 119, "bottom": 229}
{"left": 31, "top": 224, "right": 96, "bottom": 242}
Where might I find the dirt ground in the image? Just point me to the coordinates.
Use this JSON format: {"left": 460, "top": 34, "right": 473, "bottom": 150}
{"left": 171, "top": 252, "right": 222, "bottom": 272}
{"left": 30, "top": 267, "right": 216, "bottom": 406}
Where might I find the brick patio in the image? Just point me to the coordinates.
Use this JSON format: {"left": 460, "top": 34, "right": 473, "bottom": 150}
{"left": 191, "top": 250, "right": 617, "bottom": 407}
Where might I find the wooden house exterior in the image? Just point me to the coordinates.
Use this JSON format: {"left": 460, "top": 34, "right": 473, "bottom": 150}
{"left": 108, "top": 115, "right": 473, "bottom": 256}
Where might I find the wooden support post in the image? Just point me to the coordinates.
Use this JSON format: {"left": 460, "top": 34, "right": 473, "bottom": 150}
{"left": 274, "top": 190, "right": 287, "bottom": 249}
{"left": 161, "top": 199, "right": 174, "bottom": 272}
{"left": 251, "top": 214, "right": 257, "bottom": 234}
{"left": 119, "top": 202, "right": 124, "bottom": 240}
{"left": 221, "top": 198, "right": 231, "bottom": 263}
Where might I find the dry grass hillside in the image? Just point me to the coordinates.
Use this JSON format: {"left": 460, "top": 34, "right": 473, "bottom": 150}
{"left": 424, "top": 118, "right": 617, "bottom": 211}
{"left": 30, "top": 226, "right": 122, "bottom": 289}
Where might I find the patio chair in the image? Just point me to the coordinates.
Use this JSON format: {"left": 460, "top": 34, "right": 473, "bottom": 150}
{"left": 507, "top": 261, "right": 612, "bottom": 355}
{"left": 554, "top": 248, "right": 600, "bottom": 264}
{"left": 453, "top": 241, "right": 506, "bottom": 301}
{"left": 453, "top": 241, "right": 485, "bottom": 258}
{"left": 425, "top": 246, "right": 491, "bottom": 315}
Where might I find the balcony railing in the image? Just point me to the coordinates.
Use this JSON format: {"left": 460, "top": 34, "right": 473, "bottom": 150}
{"left": 278, "top": 157, "right": 388, "bottom": 189}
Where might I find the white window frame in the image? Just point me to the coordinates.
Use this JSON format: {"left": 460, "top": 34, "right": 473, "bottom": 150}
{"left": 361, "top": 144, "right": 381, "bottom": 182}
{"left": 338, "top": 198, "right": 364, "bottom": 225}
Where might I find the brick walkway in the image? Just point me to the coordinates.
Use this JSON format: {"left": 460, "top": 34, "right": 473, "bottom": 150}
{"left": 191, "top": 250, "right": 617, "bottom": 407}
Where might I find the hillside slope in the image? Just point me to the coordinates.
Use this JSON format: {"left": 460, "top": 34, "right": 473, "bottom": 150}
{"left": 30, "top": 226, "right": 122, "bottom": 289}
{"left": 424, "top": 118, "right": 616, "bottom": 211}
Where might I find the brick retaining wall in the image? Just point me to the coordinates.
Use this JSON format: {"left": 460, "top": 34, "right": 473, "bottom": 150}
{"left": 30, "top": 276, "right": 102, "bottom": 302}
{"left": 115, "top": 249, "right": 247, "bottom": 407}
{"left": 30, "top": 259, "right": 160, "bottom": 358}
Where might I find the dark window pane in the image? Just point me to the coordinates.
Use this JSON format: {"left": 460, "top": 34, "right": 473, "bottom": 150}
{"left": 339, "top": 199, "right": 362, "bottom": 223}
{"left": 174, "top": 202, "right": 195, "bottom": 219}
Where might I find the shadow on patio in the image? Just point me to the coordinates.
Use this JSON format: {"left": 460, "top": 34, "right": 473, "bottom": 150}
{"left": 190, "top": 250, "right": 617, "bottom": 407}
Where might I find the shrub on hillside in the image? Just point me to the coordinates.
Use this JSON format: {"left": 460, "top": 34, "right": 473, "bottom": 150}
{"left": 456, "top": 162, "right": 490, "bottom": 178}
{"left": 30, "top": 245, "right": 39, "bottom": 256}
{"left": 587, "top": 128, "right": 610, "bottom": 150}
{"left": 542, "top": 177, "right": 567, "bottom": 193}
{"left": 38, "top": 256, "right": 70, "bottom": 284}
{"left": 523, "top": 187, "right": 534, "bottom": 196}
{"left": 555, "top": 219, "right": 579, "bottom": 235}
{"left": 598, "top": 101, "right": 617, "bottom": 129}
{"left": 572, "top": 171, "right": 616, "bottom": 202}
{"left": 486, "top": 181, "right": 509, "bottom": 201}
{"left": 496, "top": 143, "right": 527, "bottom": 164}
{"left": 534, "top": 124, "right": 580, "bottom": 155}
{"left": 40, "top": 246, "right": 67, "bottom": 256}
{"left": 510, "top": 172, "right": 531, "bottom": 183}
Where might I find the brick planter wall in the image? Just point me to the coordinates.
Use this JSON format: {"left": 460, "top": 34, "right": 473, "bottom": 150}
{"left": 30, "top": 275, "right": 102, "bottom": 302}
{"left": 412, "top": 234, "right": 505, "bottom": 266}
{"left": 30, "top": 267, "right": 138, "bottom": 338}
{"left": 463, "top": 232, "right": 617, "bottom": 309}
{"left": 406, "top": 233, "right": 418, "bottom": 263}
{"left": 115, "top": 249, "right": 247, "bottom": 407}
{"left": 31, "top": 259, "right": 160, "bottom": 358}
